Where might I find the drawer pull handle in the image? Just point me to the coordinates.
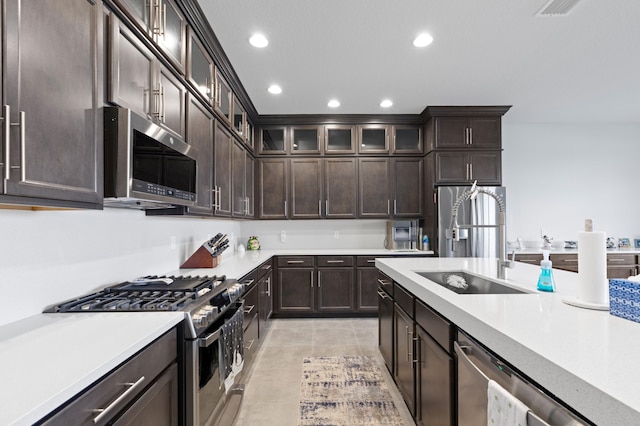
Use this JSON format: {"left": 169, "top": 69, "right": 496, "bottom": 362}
{"left": 244, "top": 339, "right": 255, "bottom": 350}
{"left": 287, "top": 260, "right": 305, "bottom": 264}
{"left": 377, "top": 279, "right": 391, "bottom": 286}
{"left": 244, "top": 304, "right": 255, "bottom": 314}
{"left": 92, "top": 376, "right": 146, "bottom": 423}
{"left": 326, "top": 260, "right": 344, "bottom": 264}
{"left": 377, "top": 290, "right": 389, "bottom": 299}
{"left": 261, "top": 264, "right": 272, "bottom": 270}
{"left": 608, "top": 258, "right": 626, "bottom": 263}
{"left": 367, "top": 259, "right": 375, "bottom": 263}
{"left": 242, "top": 279, "right": 255, "bottom": 286}
{"left": 562, "top": 259, "right": 579, "bottom": 263}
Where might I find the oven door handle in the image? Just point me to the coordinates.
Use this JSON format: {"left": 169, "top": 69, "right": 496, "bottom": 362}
{"left": 199, "top": 329, "right": 221, "bottom": 348}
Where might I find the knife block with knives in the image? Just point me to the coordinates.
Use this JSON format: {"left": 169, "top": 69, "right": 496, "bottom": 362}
{"left": 180, "top": 233, "right": 229, "bottom": 269}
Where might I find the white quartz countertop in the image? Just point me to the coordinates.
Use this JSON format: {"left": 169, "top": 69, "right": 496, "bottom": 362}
{"left": 376, "top": 257, "right": 640, "bottom": 426}
{"left": 0, "top": 248, "right": 431, "bottom": 425}
{"left": 171, "top": 248, "right": 433, "bottom": 279}
{"left": 0, "top": 312, "right": 183, "bottom": 426}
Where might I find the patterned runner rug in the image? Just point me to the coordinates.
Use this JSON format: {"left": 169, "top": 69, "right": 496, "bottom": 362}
{"left": 299, "top": 356, "right": 404, "bottom": 425}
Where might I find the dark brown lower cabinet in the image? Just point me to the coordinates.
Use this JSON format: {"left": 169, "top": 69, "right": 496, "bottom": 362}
{"left": 394, "top": 304, "right": 416, "bottom": 417}
{"left": 416, "top": 326, "right": 453, "bottom": 426}
{"left": 277, "top": 267, "right": 315, "bottom": 313}
{"left": 41, "top": 329, "right": 178, "bottom": 425}
{"left": 258, "top": 269, "right": 273, "bottom": 333}
{"left": 378, "top": 284, "right": 394, "bottom": 374}
{"left": 357, "top": 267, "right": 380, "bottom": 312}
{"left": 317, "top": 268, "right": 355, "bottom": 312}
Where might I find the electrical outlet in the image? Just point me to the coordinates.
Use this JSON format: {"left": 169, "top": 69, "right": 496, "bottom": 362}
{"left": 280, "top": 230, "right": 286, "bottom": 243}
{"left": 170, "top": 236, "right": 176, "bottom": 249}
{"left": 334, "top": 231, "right": 340, "bottom": 239}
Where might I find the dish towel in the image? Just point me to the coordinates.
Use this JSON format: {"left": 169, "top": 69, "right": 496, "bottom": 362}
{"left": 487, "top": 379, "right": 529, "bottom": 426}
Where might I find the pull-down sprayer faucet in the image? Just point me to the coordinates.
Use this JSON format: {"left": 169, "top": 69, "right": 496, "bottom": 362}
{"left": 451, "top": 182, "right": 514, "bottom": 279}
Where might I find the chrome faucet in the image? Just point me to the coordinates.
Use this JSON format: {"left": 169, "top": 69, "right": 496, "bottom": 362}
{"left": 450, "top": 182, "right": 514, "bottom": 279}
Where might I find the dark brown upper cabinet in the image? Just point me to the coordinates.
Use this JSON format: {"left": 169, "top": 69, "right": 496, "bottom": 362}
{"left": 259, "top": 126, "right": 288, "bottom": 155}
{"left": 392, "top": 158, "right": 423, "bottom": 217}
{"left": 185, "top": 93, "right": 214, "bottom": 216}
{"left": 358, "top": 125, "right": 390, "bottom": 154}
{"left": 291, "top": 126, "right": 323, "bottom": 155}
{"left": 109, "top": 16, "right": 185, "bottom": 139}
{"left": 324, "top": 125, "right": 356, "bottom": 154}
{"left": 187, "top": 27, "right": 214, "bottom": 105}
{"left": 0, "top": 0, "right": 103, "bottom": 207}
{"left": 392, "top": 125, "right": 423, "bottom": 155}
{"left": 433, "top": 116, "right": 501, "bottom": 149}
{"left": 358, "top": 158, "right": 390, "bottom": 218}
{"left": 324, "top": 158, "right": 357, "bottom": 219}
{"left": 424, "top": 106, "right": 510, "bottom": 152}
{"left": 433, "top": 151, "right": 502, "bottom": 185}
{"left": 233, "top": 96, "right": 246, "bottom": 138}
{"left": 214, "top": 67, "right": 232, "bottom": 124}
{"left": 290, "top": 159, "right": 323, "bottom": 219}
{"left": 258, "top": 158, "right": 288, "bottom": 219}
{"left": 112, "top": 0, "right": 186, "bottom": 73}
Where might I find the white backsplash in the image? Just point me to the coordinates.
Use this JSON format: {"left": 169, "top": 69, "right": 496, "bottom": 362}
{"left": 0, "top": 208, "right": 241, "bottom": 326}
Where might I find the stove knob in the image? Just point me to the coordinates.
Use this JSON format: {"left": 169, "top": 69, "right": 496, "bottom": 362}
{"left": 192, "top": 314, "right": 204, "bottom": 328}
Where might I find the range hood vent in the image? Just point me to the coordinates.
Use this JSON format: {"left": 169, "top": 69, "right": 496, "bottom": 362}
{"left": 536, "top": 0, "right": 582, "bottom": 16}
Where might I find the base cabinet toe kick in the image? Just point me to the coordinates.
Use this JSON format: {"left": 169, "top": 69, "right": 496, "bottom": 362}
{"left": 378, "top": 279, "right": 594, "bottom": 426}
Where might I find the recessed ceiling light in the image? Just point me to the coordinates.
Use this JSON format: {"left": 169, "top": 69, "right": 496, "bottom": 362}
{"left": 267, "top": 84, "right": 282, "bottom": 94}
{"left": 413, "top": 33, "right": 434, "bottom": 48}
{"left": 249, "top": 33, "right": 269, "bottom": 48}
{"left": 328, "top": 99, "right": 340, "bottom": 108}
{"left": 380, "top": 99, "right": 393, "bottom": 108}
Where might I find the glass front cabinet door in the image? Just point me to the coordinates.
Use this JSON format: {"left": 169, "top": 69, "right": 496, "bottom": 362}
{"left": 324, "top": 125, "right": 355, "bottom": 154}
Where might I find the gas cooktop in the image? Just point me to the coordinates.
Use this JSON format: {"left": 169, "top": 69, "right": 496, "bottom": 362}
{"left": 44, "top": 275, "right": 226, "bottom": 313}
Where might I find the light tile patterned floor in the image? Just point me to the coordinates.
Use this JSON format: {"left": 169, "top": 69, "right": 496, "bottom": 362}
{"left": 234, "top": 318, "right": 415, "bottom": 426}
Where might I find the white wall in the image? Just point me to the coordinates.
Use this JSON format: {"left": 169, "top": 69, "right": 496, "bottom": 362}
{"left": 502, "top": 123, "right": 640, "bottom": 244}
{"left": 0, "top": 208, "right": 241, "bottom": 326}
{"left": 239, "top": 219, "right": 388, "bottom": 250}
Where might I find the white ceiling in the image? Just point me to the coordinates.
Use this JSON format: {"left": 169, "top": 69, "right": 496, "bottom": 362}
{"left": 198, "top": 0, "right": 640, "bottom": 123}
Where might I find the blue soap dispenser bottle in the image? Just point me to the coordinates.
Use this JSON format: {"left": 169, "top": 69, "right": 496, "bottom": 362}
{"left": 537, "top": 250, "right": 556, "bottom": 292}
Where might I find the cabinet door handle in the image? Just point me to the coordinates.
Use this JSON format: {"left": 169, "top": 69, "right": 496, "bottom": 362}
{"left": 2, "top": 105, "right": 9, "bottom": 180}
{"left": 92, "top": 376, "right": 146, "bottom": 424}
{"left": 326, "top": 260, "right": 344, "bottom": 264}
{"left": 469, "top": 163, "right": 473, "bottom": 180}
{"left": 407, "top": 327, "right": 412, "bottom": 362}
{"left": 244, "top": 304, "right": 255, "bottom": 314}
{"left": 325, "top": 199, "right": 329, "bottom": 216}
{"left": 393, "top": 199, "right": 397, "bottom": 215}
{"left": 469, "top": 127, "right": 473, "bottom": 145}
{"left": 160, "top": 83, "right": 165, "bottom": 123}
{"left": 284, "top": 200, "right": 287, "bottom": 217}
{"left": 267, "top": 277, "right": 271, "bottom": 296}
{"left": 161, "top": 2, "right": 167, "bottom": 38}
{"left": 318, "top": 200, "right": 322, "bottom": 216}
{"left": 310, "top": 271, "right": 314, "bottom": 287}
{"left": 466, "top": 163, "right": 470, "bottom": 180}
{"left": 387, "top": 199, "right": 390, "bottom": 216}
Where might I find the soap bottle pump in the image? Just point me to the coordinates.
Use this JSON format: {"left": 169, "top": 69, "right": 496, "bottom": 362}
{"left": 537, "top": 250, "right": 556, "bottom": 292}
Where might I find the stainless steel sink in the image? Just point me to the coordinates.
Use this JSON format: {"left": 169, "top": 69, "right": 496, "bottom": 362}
{"left": 415, "top": 271, "right": 528, "bottom": 295}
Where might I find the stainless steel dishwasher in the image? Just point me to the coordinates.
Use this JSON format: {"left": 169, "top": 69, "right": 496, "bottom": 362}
{"left": 455, "top": 331, "right": 590, "bottom": 426}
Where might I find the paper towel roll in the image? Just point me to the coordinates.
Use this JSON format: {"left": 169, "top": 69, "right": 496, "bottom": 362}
{"left": 577, "top": 231, "right": 609, "bottom": 305}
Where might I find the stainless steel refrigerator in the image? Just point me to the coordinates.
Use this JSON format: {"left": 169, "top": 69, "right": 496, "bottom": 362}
{"left": 436, "top": 186, "right": 506, "bottom": 258}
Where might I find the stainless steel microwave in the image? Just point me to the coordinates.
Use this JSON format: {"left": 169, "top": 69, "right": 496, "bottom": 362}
{"left": 103, "top": 107, "right": 197, "bottom": 209}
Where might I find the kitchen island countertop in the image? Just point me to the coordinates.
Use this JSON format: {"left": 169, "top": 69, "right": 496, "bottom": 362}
{"left": 376, "top": 257, "right": 640, "bottom": 426}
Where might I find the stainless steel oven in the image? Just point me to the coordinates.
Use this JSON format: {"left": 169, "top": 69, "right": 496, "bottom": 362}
{"left": 45, "top": 275, "right": 248, "bottom": 426}
{"left": 185, "top": 300, "right": 245, "bottom": 426}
